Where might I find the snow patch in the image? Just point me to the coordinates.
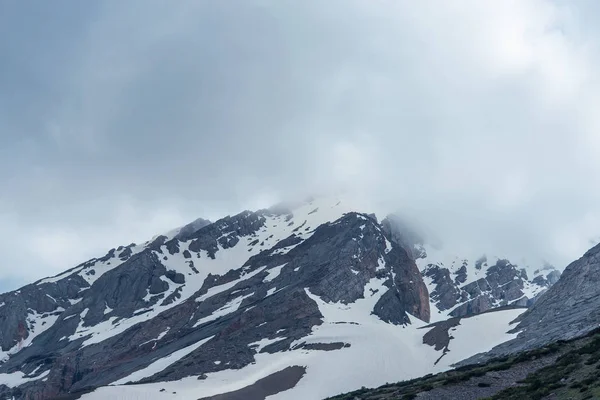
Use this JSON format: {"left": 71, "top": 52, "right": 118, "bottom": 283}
{"left": 112, "top": 335, "right": 215, "bottom": 385}
{"left": 194, "top": 292, "right": 255, "bottom": 327}
{"left": 264, "top": 264, "right": 287, "bottom": 283}
{"left": 248, "top": 337, "right": 287, "bottom": 353}
{"left": 0, "top": 370, "right": 49, "bottom": 388}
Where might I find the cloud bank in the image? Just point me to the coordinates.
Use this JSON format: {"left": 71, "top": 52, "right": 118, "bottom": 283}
{"left": 2, "top": 0, "right": 600, "bottom": 288}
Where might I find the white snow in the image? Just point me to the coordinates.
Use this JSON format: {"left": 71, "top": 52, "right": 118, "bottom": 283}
{"left": 38, "top": 244, "right": 146, "bottom": 287}
{"left": 103, "top": 303, "right": 114, "bottom": 315}
{"left": 416, "top": 245, "right": 494, "bottom": 288}
{"left": 0, "top": 370, "right": 49, "bottom": 388}
{"left": 62, "top": 198, "right": 364, "bottom": 350}
{"left": 196, "top": 266, "right": 266, "bottom": 303}
{"left": 112, "top": 335, "right": 215, "bottom": 385}
{"left": 139, "top": 328, "right": 171, "bottom": 347}
{"left": 417, "top": 242, "right": 555, "bottom": 322}
{"left": 11, "top": 195, "right": 544, "bottom": 400}
{"left": 263, "top": 264, "right": 287, "bottom": 283}
{"left": 29, "top": 364, "right": 43, "bottom": 376}
{"left": 36, "top": 267, "right": 86, "bottom": 285}
{"left": 436, "top": 309, "right": 523, "bottom": 367}
{"left": 376, "top": 256, "right": 386, "bottom": 271}
{"left": 82, "top": 276, "right": 524, "bottom": 400}
{"left": 193, "top": 292, "right": 255, "bottom": 327}
{"left": 0, "top": 310, "right": 64, "bottom": 362}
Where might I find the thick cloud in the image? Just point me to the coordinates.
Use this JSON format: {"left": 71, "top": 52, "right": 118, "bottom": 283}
{"left": 2, "top": 0, "right": 600, "bottom": 288}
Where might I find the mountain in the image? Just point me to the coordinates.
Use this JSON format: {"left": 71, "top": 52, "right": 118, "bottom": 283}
{"left": 329, "top": 241, "right": 600, "bottom": 400}
{"left": 461, "top": 241, "right": 600, "bottom": 366}
{"left": 0, "top": 198, "right": 561, "bottom": 400}
{"left": 382, "top": 214, "right": 560, "bottom": 320}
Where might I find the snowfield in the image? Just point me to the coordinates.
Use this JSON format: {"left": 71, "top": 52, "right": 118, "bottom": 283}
{"left": 81, "top": 280, "right": 524, "bottom": 400}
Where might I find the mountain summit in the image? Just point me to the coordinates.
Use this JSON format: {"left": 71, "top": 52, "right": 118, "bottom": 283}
{"left": 0, "top": 197, "right": 560, "bottom": 399}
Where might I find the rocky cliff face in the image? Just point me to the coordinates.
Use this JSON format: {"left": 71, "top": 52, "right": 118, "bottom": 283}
{"left": 423, "top": 258, "right": 551, "bottom": 318}
{"left": 0, "top": 199, "right": 431, "bottom": 399}
{"left": 382, "top": 215, "right": 560, "bottom": 321}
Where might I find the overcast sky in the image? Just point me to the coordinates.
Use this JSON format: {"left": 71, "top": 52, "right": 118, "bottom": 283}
{"left": 2, "top": 0, "right": 600, "bottom": 290}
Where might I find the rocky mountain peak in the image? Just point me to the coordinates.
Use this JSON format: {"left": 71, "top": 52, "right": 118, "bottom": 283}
{"left": 381, "top": 215, "right": 560, "bottom": 321}
{"left": 0, "top": 197, "right": 568, "bottom": 399}
{"left": 173, "top": 217, "right": 212, "bottom": 241}
{"left": 0, "top": 198, "right": 435, "bottom": 399}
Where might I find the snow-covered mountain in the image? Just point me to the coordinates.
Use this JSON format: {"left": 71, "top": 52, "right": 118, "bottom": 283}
{"left": 0, "top": 197, "right": 560, "bottom": 399}
{"left": 382, "top": 214, "right": 560, "bottom": 321}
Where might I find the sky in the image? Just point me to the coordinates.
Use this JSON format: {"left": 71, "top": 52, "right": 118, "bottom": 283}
{"left": 2, "top": 0, "right": 600, "bottom": 290}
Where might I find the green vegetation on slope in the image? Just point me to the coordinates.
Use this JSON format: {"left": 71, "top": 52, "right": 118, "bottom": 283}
{"left": 488, "top": 333, "right": 600, "bottom": 400}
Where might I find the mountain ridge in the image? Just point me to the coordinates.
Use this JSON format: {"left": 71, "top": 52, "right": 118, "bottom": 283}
{"left": 0, "top": 197, "right": 563, "bottom": 399}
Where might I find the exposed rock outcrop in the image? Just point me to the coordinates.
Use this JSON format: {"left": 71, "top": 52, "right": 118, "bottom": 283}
{"left": 0, "top": 203, "right": 430, "bottom": 399}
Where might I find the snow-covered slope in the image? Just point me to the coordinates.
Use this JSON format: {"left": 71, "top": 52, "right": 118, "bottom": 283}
{"left": 0, "top": 197, "right": 553, "bottom": 400}
{"left": 80, "top": 292, "right": 523, "bottom": 400}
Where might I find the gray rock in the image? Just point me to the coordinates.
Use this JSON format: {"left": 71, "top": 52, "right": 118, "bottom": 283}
{"left": 0, "top": 211, "right": 430, "bottom": 399}
{"left": 423, "top": 265, "right": 461, "bottom": 311}
{"left": 461, "top": 243, "right": 600, "bottom": 366}
{"left": 175, "top": 218, "right": 212, "bottom": 241}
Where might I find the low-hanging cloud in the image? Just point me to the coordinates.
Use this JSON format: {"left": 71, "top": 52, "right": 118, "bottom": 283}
{"left": 2, "top": 0, "right": 600, "bottom": 288}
